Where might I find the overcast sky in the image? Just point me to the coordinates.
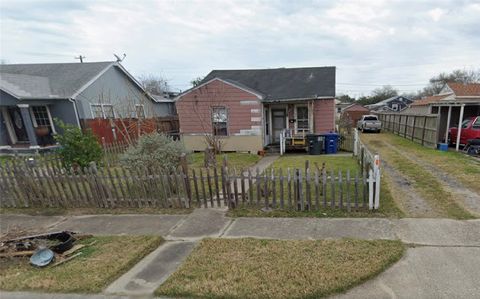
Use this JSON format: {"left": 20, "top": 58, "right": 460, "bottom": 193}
{"left": 1, "top": 0, "right": 479, "bottom": 97}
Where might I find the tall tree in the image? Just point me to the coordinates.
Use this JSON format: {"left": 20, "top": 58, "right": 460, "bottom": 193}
{"left": 336, "top": 94, "right": 355, "bottom": 103}
{"left": 138, "top": 74, "right": 169, "bottom": 95}
{"left": 356, "top": 85, "right": 398, "bottom": 105}
{"left": 420, "top": 68, "right": 480, "bottom": 96}
{"left": 190, "top": 76, "right": 204, "bottom": 87}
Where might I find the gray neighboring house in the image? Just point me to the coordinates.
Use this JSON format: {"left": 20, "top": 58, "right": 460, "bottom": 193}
{"left": 0, "top": 61, "right": 157, "bottom": 150}
{"left": 366, "top": 95, "right": 413, "bottom": 112}
{"left": 151, "top": 92, "right": 178, "bottom": 117}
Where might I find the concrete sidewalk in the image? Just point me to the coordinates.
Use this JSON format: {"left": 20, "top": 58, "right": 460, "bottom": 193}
{"left": 1, "top": 213, "right": 479, "bottom": 246}
{"left": 1, "top": 212, "right": 480, "bottom": 299}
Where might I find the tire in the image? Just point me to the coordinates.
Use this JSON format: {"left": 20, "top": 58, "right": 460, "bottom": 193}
{"left": 447, "top": 134, "right": 453, "bottom": 146}
{"left": 377, "top": 129, "right": 381, "bottom": 133}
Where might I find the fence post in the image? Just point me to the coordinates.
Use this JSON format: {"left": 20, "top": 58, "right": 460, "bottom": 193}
{"left": 353, "top": 128, "right": 359, "bottom": 156}
{"left": 368, "top": 169, "right": 374, "bottom": 210}
{"left": 180, "top": 153, "right": 192, "bottom": 206}
{"left": 374, "top": 154, "right": 381, "bottom": 209}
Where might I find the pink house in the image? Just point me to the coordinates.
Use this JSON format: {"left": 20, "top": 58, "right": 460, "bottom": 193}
{"left": 176, "top": 67, "right": 336, "bottom": 153}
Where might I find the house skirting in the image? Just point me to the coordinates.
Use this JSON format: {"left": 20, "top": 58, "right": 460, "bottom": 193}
{"left": 181, "top": 134, "right": 263, "bottom": 153}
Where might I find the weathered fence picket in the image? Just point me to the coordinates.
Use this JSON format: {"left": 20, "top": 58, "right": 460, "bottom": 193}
{"left": 0, "top": 156, "right": 379, "bottom": 212}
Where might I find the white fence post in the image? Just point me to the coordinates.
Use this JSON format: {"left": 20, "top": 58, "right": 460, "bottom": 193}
{"left": 353, "top": 128, "right": 359, "bottom": 156}
{"left": 368, "top": 169, "right": 374, "bottom": 210}
{"left": 374, "top": 154, "right": 380, "bottom": 209}
{"left": 280, "top": 131, "right": 284, "bottom": 155}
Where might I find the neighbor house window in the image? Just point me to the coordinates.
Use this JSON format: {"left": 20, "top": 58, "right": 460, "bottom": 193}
{"left": 91, "top": 104, "right": 104, "bottom": 118}
{"left": 91, "top": 104, "right": 115, "bottom": 119}
{"left": 296, "top": 106, "right": 309, "bottom": 132}
{"left": 212, "top": 107, "right": 228, "bottom": 136}
{"left": 31, "top": 106, "right": 51, "bottom": 127}
{"left": 103, "top": 105, "right": 115, "bottom": 119}
{"left": 392, "top": 103, "right": 399, "bottom": 111}
{"left": 135, "top": 104, "right": 146, "bottom": 119}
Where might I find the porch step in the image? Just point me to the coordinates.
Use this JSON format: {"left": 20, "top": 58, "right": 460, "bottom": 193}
{"left": 265, "top": 145, "right": 280, "bottom": 154}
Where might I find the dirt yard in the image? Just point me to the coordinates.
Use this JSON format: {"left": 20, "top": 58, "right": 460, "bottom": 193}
{"left": 361, "top": 133, "right": 480, "bottom": 219}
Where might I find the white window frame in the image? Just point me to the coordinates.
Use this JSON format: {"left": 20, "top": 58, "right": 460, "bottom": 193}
{"left": 212, "top": 106, "right": 228, "bottom": 136}
{"left": 391, "top": 103, "right": 399, "bottom": 111}
{"left": 29, "top": 105, "right": 56, "bottom": 134}
{"left": 294, "top": 105, "right": 309, "bottom": 134}
{"left": 135, "top": 104, "right": 146, "bottom": 119}
{"left": 90, "top": 103, "right": 116, "bottom": 119}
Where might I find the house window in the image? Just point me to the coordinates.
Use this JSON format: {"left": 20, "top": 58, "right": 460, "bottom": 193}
{"left": 31, "top": 106, "right": 51, "bottom": 127}
{"left": 91, "top": 104, "right": 104, "bottom": 118}
{"left": 296, "top": 106, "right": 309, "bottom": 132}
{"left": 135, "top": 105, "right": 146, "bottom": 119}
{"left": 212, "top": 107, "right": 228, "bottom": 136}
{"left": 91, "top": 104, "right": 115, "bottom": 119}
{"left": 392, "top": 103, "right": 399, "bottom": 111}
{"left": 103, "top": 105, "right": 115, "bottom": 119}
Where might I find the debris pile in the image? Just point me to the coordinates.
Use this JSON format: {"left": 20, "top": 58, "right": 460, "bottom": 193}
{"left": 0, "top": 229, "right": 94, "bottom": 267}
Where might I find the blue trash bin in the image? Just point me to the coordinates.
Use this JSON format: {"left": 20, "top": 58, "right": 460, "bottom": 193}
{"left": 324, "top": 132, "right": 339, "bottom": 154}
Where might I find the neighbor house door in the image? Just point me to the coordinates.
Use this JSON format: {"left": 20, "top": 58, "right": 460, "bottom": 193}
{"left": 272, "top": 109, "right": 286, "bottom": 143}
{"left": 6, "top": 107, "right": 29, "bottom": 143}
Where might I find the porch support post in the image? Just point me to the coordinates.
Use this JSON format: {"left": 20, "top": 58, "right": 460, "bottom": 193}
{"left": 17, "top": 104, "right": 38, "bottom": 147}
{"left": 455, "top": 104, "right": 465, "bottom": 151}
{"left": 444, "top": 105, "right": 452, "bottom": 143}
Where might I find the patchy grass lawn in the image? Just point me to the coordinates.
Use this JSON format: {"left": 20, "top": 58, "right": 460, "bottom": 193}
{"left": 374, "top": 133, "right": 480, "bottom": 193}
{"left": 0, "top": 207, "right": 192, "bottom": 216}
{"left": 228, "top": 178, "right": 404, "bottom": 218}
{"left": 362, "top": 133, "right": 475, "bottom": 219}
{"left": 156, "top": 238, "right": 405, "bottom": 299}
{"left": 229, "top": 153, "right": 403, "bottom": 218}
{"left": 189, "top": 152, "right": 261, "bottom": 170}
{"left": 0, "top": 235, "right": 163, "bottom": 293}
{"left": 271, "top": 154, "right": 359, "bottom": 173}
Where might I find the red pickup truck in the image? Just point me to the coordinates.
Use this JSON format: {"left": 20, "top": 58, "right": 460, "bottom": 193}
{"left": 449, "top": 116, "right": 480, "bottom": 146}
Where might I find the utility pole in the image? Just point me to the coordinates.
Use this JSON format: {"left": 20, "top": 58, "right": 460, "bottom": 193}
{"left": 75, "top": 55, "right": 86, "bottom": 63}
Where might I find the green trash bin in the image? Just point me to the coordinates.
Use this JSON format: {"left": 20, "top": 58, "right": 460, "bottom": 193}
{"left": 306, "top": 134, "right": 324, "bottom": 155}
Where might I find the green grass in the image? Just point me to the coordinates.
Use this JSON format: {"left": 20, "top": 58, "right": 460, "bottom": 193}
{"left": 0, "top": 235, "right": 163, "bottom": 293}
{"left": 189, "top": 152, "right": 261, "bottom": 170}
{"left": 271, "top": 154, "right": 359, "bottom": 173}
{"left": 362, "top": 133, "right": 475, "bottom": 219}
{"left": 228, "top": 154, "right": 403, "bottom": 218}
{"left": 156, "top": 238, "right": 405, "bottom": 299}
{"left": 378, "top": 133, "right": 480, "bottom": 193}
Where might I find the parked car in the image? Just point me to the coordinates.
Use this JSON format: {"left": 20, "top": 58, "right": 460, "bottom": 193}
{"left": 357, "top": 115, "right": 382, "bottom": 133}
{"left": 448, "top": 116, "right": 480, "bottom": 146}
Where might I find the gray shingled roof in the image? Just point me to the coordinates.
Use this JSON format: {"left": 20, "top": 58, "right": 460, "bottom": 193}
{"left": 0, "top": 61, "right": 113, "bottom": 99}
{"left": 201, "top": 67, "right": 335, "bottom": 101}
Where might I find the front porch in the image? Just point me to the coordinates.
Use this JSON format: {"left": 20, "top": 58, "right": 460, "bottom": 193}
{"left": 263, "top": 101, "right": 315, "bottom": 150}
{"left": 0, "top": 104, "right": 58, "bottom": 152}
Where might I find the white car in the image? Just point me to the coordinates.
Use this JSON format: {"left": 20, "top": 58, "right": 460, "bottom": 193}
{"left": 357, "top": 115, "right": 382, "bottom": 133}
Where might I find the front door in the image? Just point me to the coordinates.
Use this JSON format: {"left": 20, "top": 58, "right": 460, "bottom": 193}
{"left": 272, "top": 109, "right": 286, "bottom": 143}
{"left": 7, "top": 107, "right": 29, "bottom": 143}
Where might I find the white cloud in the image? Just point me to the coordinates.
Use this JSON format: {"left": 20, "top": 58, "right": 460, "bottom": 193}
{"left": 0, "top": 0, "right": 479, "bottom": 95}
{"left": 428, "top": 8, "right": 446, "bottom": 22}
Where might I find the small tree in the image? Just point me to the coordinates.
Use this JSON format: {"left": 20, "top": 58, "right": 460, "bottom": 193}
{"left": 120, "top": 133, "right": 187, "bottom": 171}
{"left": 54, "top": 120, "right": 103, "bottom": 169}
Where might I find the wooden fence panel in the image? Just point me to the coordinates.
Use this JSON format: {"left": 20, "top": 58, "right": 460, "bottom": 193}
{"left": 377, "top": 112, "right": 439, "bottom": 148}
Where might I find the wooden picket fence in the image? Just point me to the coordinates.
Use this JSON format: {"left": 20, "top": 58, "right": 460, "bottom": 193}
{"left": 0, "top": 156, "right": 379, "bottom": 211}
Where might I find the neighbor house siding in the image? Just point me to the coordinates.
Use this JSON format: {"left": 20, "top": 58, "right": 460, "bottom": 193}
{"left": 77, "top": 66, "right": 154, "bottom": 119}
{"left": 313, "top": 99, "right": 335, "bottom": 133}
{"left": 176, "top": 79, "right": 263, "bottom": 152}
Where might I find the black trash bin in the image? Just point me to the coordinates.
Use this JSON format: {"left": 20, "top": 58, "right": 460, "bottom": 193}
{"left": 307, "top": 134, "right": 324, "bottom": 155}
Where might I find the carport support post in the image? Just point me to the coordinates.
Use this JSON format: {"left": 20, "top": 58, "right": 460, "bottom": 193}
{"left": 445, "top": 106, "right": 452, "bottom": 143}
{"left": 455, "top": 104, "right": 465, "bottom": 151}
